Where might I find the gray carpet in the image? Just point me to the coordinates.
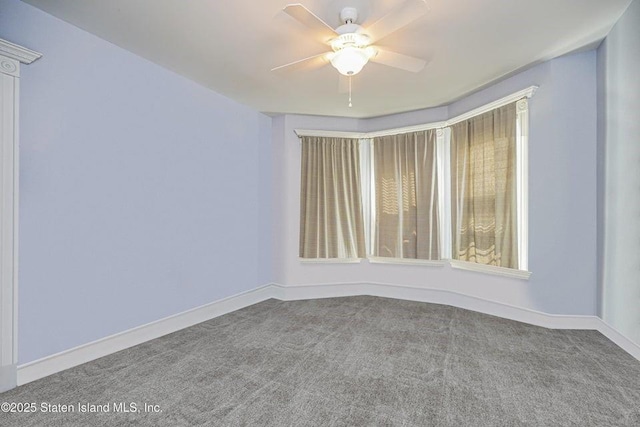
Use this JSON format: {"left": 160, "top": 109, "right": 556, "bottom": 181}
{"left": 1, "top": 296, "right": 639, "bottom": 426}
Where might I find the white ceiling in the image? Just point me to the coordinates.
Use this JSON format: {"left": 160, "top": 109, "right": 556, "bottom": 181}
{"left": 22, "top": 0, "right": 632, "bottom": 118}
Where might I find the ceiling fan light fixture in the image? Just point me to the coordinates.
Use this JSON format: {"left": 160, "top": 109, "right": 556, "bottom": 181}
{"left": 276, "top": 3, "right": 427, "bottom": 79}
{"left": 329, "top": 46, "right": 375, "bottom": 76}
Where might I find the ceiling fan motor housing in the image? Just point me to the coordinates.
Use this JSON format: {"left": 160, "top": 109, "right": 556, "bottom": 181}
{"left": 329, "top": 8, "right": 376, "bottom": 76}
{"left": 330, "top": 33, "right": 371, "bottom": 51}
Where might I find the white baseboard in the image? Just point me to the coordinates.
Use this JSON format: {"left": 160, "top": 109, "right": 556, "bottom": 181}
{"left": 271, "top": 282, "right": 640, "bottom": 361}
{"left": 15, "top": 281, "right": 640, "bottom": 388}
{"left": 595, "top": 320, "right": 640, "bottom": 361}
{"left": 16, "top": 284, "right": 274, "bottom": 386}
{"left": 270, "top": 282, "right": 601, "bottom": 330}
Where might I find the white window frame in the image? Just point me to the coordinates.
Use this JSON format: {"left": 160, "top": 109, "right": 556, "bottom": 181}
{"left": 295, "top": 86, "right": 536, "bottom": 279}
{"left": 515, "top": 98, "right": 529, "bottom": 272}
{"left": 359, "top": 138, "right": 373, "bottom": 256}
{"left": 436, "top": 127, "right": 452, "bottom": 260}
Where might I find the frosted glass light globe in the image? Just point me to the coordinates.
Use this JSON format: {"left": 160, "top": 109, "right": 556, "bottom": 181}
{"left": 330, "top": 47, "right": 370, "bottom": 76}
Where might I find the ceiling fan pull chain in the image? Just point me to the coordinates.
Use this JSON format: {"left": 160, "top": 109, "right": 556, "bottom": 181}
{"left": 349, "top": 75, "right": 353, "bottom": 107}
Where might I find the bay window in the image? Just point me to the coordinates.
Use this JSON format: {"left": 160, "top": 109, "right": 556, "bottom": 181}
{"left": 297, "top": 87, "right": 534, "bottom": 278}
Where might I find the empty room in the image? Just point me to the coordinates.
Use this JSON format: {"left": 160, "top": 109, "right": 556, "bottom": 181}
{"left": 0, "top": 0, "right": 639, "bottom": 425}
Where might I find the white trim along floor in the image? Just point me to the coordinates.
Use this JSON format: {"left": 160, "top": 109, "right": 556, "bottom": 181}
{"left": 17, "top": 282, "right": 640, "bottom": 386}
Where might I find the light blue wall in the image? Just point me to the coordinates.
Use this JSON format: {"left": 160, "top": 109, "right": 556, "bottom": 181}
{"left": 598, "top": 0, "right": 640, "bottom": 345}
{"left": 0, "top": 0, "right": 608, "bottom": 364}
{"left": 0, "top": 0, "right": 272, "bottom": 364}
{"left": 273, "top": 50, "right": 598, "bottom": 316}
{"left": 450, "top": 51, "right": 598, "bottom": 315}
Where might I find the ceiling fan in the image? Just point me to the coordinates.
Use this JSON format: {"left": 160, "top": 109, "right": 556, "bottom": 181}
{"left": 272, "top": 0, "right": 429, "bottom": 78}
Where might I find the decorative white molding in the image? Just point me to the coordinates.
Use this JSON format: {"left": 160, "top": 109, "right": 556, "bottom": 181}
{"left": 0, "top": 64, "right": 19, "bottom": 393}
{"left": 299, "top": 257, "right": 362, "bottom": 264}
{"left": 0, "top": 39, "right": 40, "bottom": 393}
{"left": 0, "top": 57, "right": 19, "bottom": 78}
{"left": 450, "top": 259, "right": 532, "bottom": 280}
{"left": 294, "top": 86, "right": 538, "bottom": 139}
{"left": 295, "top": 122, "right": 448, "bottom": 140}
{"left": 14, "top": 282, "right": 640, "bottom": 386}
{"left": 445, "top": 86, "right": 537, "bottom": 126}
{"left": 16, "top": 285, "right": 274, "bottom": 386}
{"left": 307, "top": 256, "right": 532, "bottom": 278}
{"left": 368, "top": 256, "right": 445, "bottom": 266}
{"left": 0, "top": 39, "right": 42, "bottom": 65}
{"left": 365, "top": 121, "right": 447, "bottom": 138}
{"left": 516, "top": 98, "right": 528, "bottom": 111}
{"left": 295, "top": 129, "right": 366, "bottom": 139}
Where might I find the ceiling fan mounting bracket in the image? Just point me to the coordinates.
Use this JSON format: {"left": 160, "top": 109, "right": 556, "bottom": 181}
{"left": 340, "top": 7, "right": 358, "bottom": 25}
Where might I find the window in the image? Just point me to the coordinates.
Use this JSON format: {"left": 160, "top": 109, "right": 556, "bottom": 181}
{"left": 297, "top": 88, "right": 533, "bottom": 277}
{"left": 450, "top": 102, "right": 518, "bottom": 269}
{"left": 370, "top": 130, "right": 440, "bottom": 261}
{"left": 299, "top": 136, "right": 366, "bottom": 260}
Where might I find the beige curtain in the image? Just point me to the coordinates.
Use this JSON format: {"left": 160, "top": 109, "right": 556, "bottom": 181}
{"left": 450, "top": 102, "right": 518, "bottom": 269}
{"left": 372, "top": 130, "right": 440, "bottom": 259}
{"left": 299, "top": 137, "right": 366, "bottom": 258}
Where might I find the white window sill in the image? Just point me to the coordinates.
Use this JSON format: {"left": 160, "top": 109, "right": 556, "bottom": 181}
{"left": 299, "top": 258, "right": 362, "bottom": 264}
{"left": 368, "top": 256, "right": 445, "bottom": 266}
{"left": 449, "top": 259, "right": 531, "bottom": 280}
{"left": 297, "top": 257, "right": 532, "bottom": 281}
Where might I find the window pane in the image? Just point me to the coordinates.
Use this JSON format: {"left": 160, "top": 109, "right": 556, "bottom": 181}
{"left": 450, "top": 103, "right": 518, "bottom": 269}
{"left": 299, "top": 137, "right": 366, "bottom": 259}
{"left": 372, "top": 130, "right": 440, "bottom": 260}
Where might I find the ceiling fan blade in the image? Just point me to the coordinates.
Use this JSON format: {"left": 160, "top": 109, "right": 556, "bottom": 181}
{"left": 370, "top": 48, "right": 426, "bottom": 72}
{"left": 283, "top": 4, "right": 337, "bottom": 43}
{"left": 365, "top": 0, "right": 429, "bottom": 43}
{"left": 271, "top": 52, "right": 332, "bottom": 73}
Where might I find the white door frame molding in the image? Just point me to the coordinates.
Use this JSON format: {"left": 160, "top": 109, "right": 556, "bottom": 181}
{"left": 0, "top": 38, "right": 41, "bottom": 392}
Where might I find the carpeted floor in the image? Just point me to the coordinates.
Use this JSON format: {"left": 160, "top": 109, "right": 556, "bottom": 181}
{"left": 1, "top": 296, "right": 639, "bottom": 426}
